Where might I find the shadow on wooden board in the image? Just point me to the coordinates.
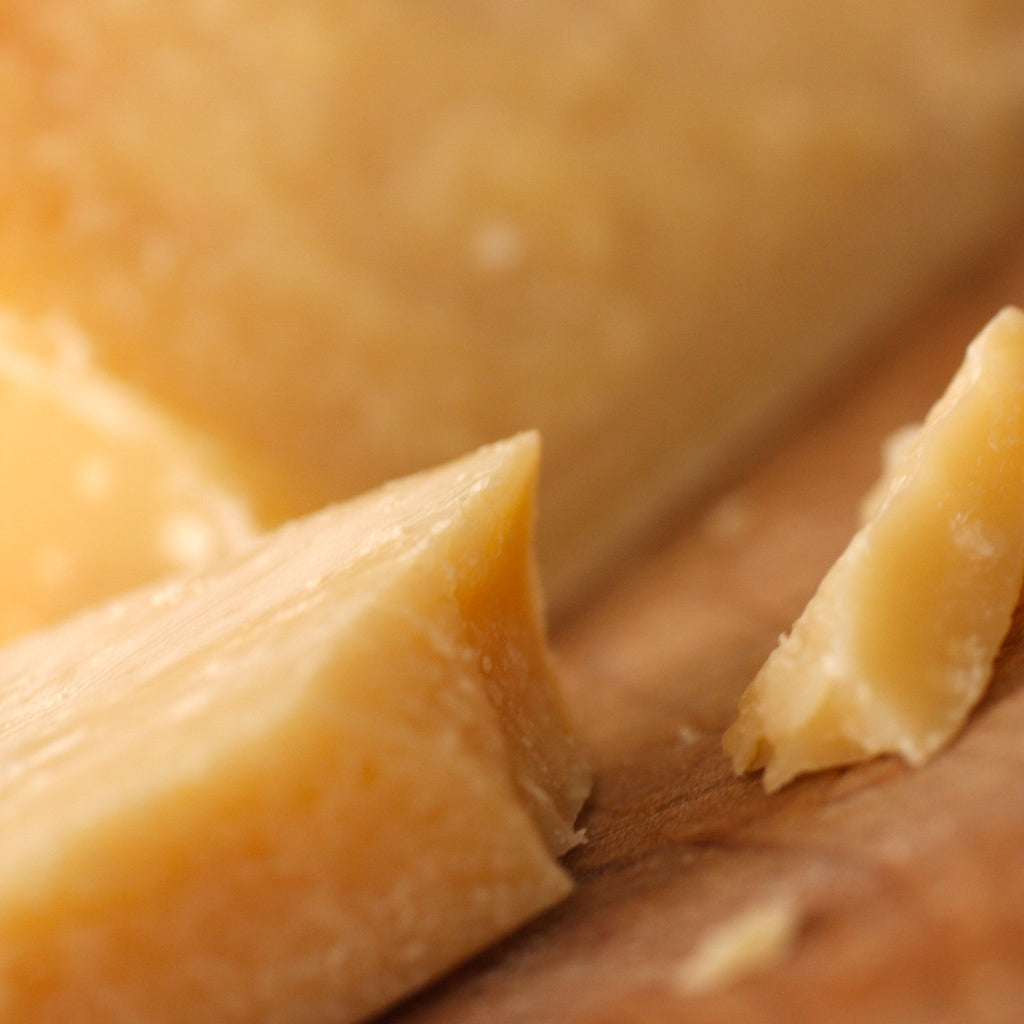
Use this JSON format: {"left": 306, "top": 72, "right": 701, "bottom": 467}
{"left": 382, "top": 235, "right": 1024, "bottom": 1024}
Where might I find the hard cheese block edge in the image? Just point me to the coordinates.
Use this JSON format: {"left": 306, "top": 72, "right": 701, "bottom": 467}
{"left": 0, "top": 431, "right": 590, "bottom": 1024}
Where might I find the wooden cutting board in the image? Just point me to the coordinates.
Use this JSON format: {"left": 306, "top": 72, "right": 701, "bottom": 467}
{"left": 382, "top": 233, "right": 1024, "bottom": 1024}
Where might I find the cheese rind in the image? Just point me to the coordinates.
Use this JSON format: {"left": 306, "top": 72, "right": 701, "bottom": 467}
{"left": 0, "top": 310, "right": 258, "bottom": 642}
{"left": 724, "top": 308, "right": 1024, "bottom": 792}
{"left": 0, "top": 432, "right": 589, "bottom": 1024}
{"left": 2, "top": 2, "right": 1024, "bottom": 611}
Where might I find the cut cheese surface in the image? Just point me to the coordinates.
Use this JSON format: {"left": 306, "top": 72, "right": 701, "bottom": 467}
{"left": 724, "top": 307, "right": 1024, "bottom": 792}
{"left": 1, "top": 3, "right": 1023, "bottom": 611}
{"left": 0, "top": 311, "right": 258, "bottom": 643}
{"left": 0, "top": 431, "right": 590, "bottom": 1024}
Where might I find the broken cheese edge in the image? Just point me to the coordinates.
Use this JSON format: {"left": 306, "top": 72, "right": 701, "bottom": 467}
{"left": 724, "top": 307, "right": 1024, "bottom": 792}
{"left": 0, "top": 310, "right": 259, "bottom": 642}
{"left": 0, "top": 431, "right": 590, "bottom": 1024}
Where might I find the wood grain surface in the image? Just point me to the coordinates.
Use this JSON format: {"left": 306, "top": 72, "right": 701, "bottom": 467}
{"left": 382, "top": 232, "right": 1024, "bottom": 1024}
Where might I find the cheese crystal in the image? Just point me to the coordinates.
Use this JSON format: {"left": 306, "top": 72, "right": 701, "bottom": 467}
{"left": 0, "top": 310, "right": 257, "bottom": 642}
{"left": 0, "top": 432, "right": 590, "bottom": 1024}
{"left": 724, "top": 308, "right": 1024, "bottom": 791}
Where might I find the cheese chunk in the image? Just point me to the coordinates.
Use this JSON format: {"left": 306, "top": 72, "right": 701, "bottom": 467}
{"left": 724, "top": 308, "right": 1024, "bottom": 792}
{"left": 0, "top": 432, "right": 590, "bottom": 1024}
{"left": 0, "top": 311, "right": 257, "bottom": 642}
{"left": 1, "top": 3, "right": 1023, "bottom": 611}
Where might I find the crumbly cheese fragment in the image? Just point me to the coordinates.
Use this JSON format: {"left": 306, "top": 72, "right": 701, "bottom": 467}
{"left": 724, "top": 308, "right": 1024, "bottom": 792}
{"left": 0, "top": 432, "right": 590, "bottom": 1024}
{"left": 0, "top": 311, "right": 258, "bottom": 642}
{"left": 1, "top": 3, "right": 1023, "bottom": 611}
{"left": 675, "top": 900, "right": 801, "bottom": 995}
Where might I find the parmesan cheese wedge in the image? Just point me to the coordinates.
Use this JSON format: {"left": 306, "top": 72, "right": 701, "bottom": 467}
{"left": 0, "top": 431, "right": 590, "bottom": 1024}
{"left": 2, "top": 3, "right": 1023, "bottom": 611}
{"left": 0, "top": 311, "right": 258, "bottom": 642}
{"left": 724, "top": 307, "right": 1024, "bottom": 792}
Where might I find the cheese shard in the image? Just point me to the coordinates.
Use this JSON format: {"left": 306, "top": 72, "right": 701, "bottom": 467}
{"left": 2, "top": 3, "right": 1024, "bottom": 612}
{"left": 0, "top": 432, "right": 590, "bottom": 1024}
{"left": 0, "top": 310, "right": 258, "bottom": 642}
{"left": 724, "top": 308, "right": 1024, "bottom": 792}
{"left": 675, "top": 900, "right": 800, "bottom": 995}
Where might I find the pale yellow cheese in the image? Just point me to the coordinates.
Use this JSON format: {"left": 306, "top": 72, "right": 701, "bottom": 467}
{"left": 2, "top": 3, "right": 1024, "bottom": 611}
{"left": 0, "top": 431, "right": 590, "bottom": 1024}
{"left": 0, "top": 310, "right": 258, "bottom": 642}
{"left": 724, "top": 307, "right": 1024, "bottom": 792}
{"left": 674, "top": 899, "right": 801, "bottom": 995}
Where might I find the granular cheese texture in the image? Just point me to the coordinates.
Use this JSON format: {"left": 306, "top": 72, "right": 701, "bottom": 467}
{"left": 0, "top": 432, "right": 590, "bottom": 1024}
{"left": 725, "top": 308, "right": 1024, "bottom": 791}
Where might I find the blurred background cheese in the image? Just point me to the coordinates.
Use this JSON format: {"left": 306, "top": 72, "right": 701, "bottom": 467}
{"left": 0, "top": 2, "right": 1022, "bottom": 611}
{"left": 0, "top": 432, "right": 590, "bottom": 1024}
{"left": 0, "top": 311, "right": 257, "bottom": 642}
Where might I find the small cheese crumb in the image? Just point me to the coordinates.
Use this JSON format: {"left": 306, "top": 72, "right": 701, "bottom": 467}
{"left": 677, "top": 723, "right": 701, "bottom": 746}
{"left": 700, "top": 493, "right": 754, "bottom": 545}
{"left": 158, "top": 511, "right": 221, "bottom": 569}
{"left": 674, "top": 899, "right": 800, "bottom": 995}
{"left": 857, "top": 422, "right": 921, "bottom": 523}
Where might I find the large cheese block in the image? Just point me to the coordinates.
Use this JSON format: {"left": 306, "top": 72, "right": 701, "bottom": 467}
{"left": 0, "top": 310, "right": 257, "bottom": 642}
{"left": 1, "top": 3, "right": 1023, "bottom": 611}
{"left": 0, "top": 432, "right": 590, "bottom": 1024}
{"left": 724, "top": 308, "right": 1024, "bottom": 791}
